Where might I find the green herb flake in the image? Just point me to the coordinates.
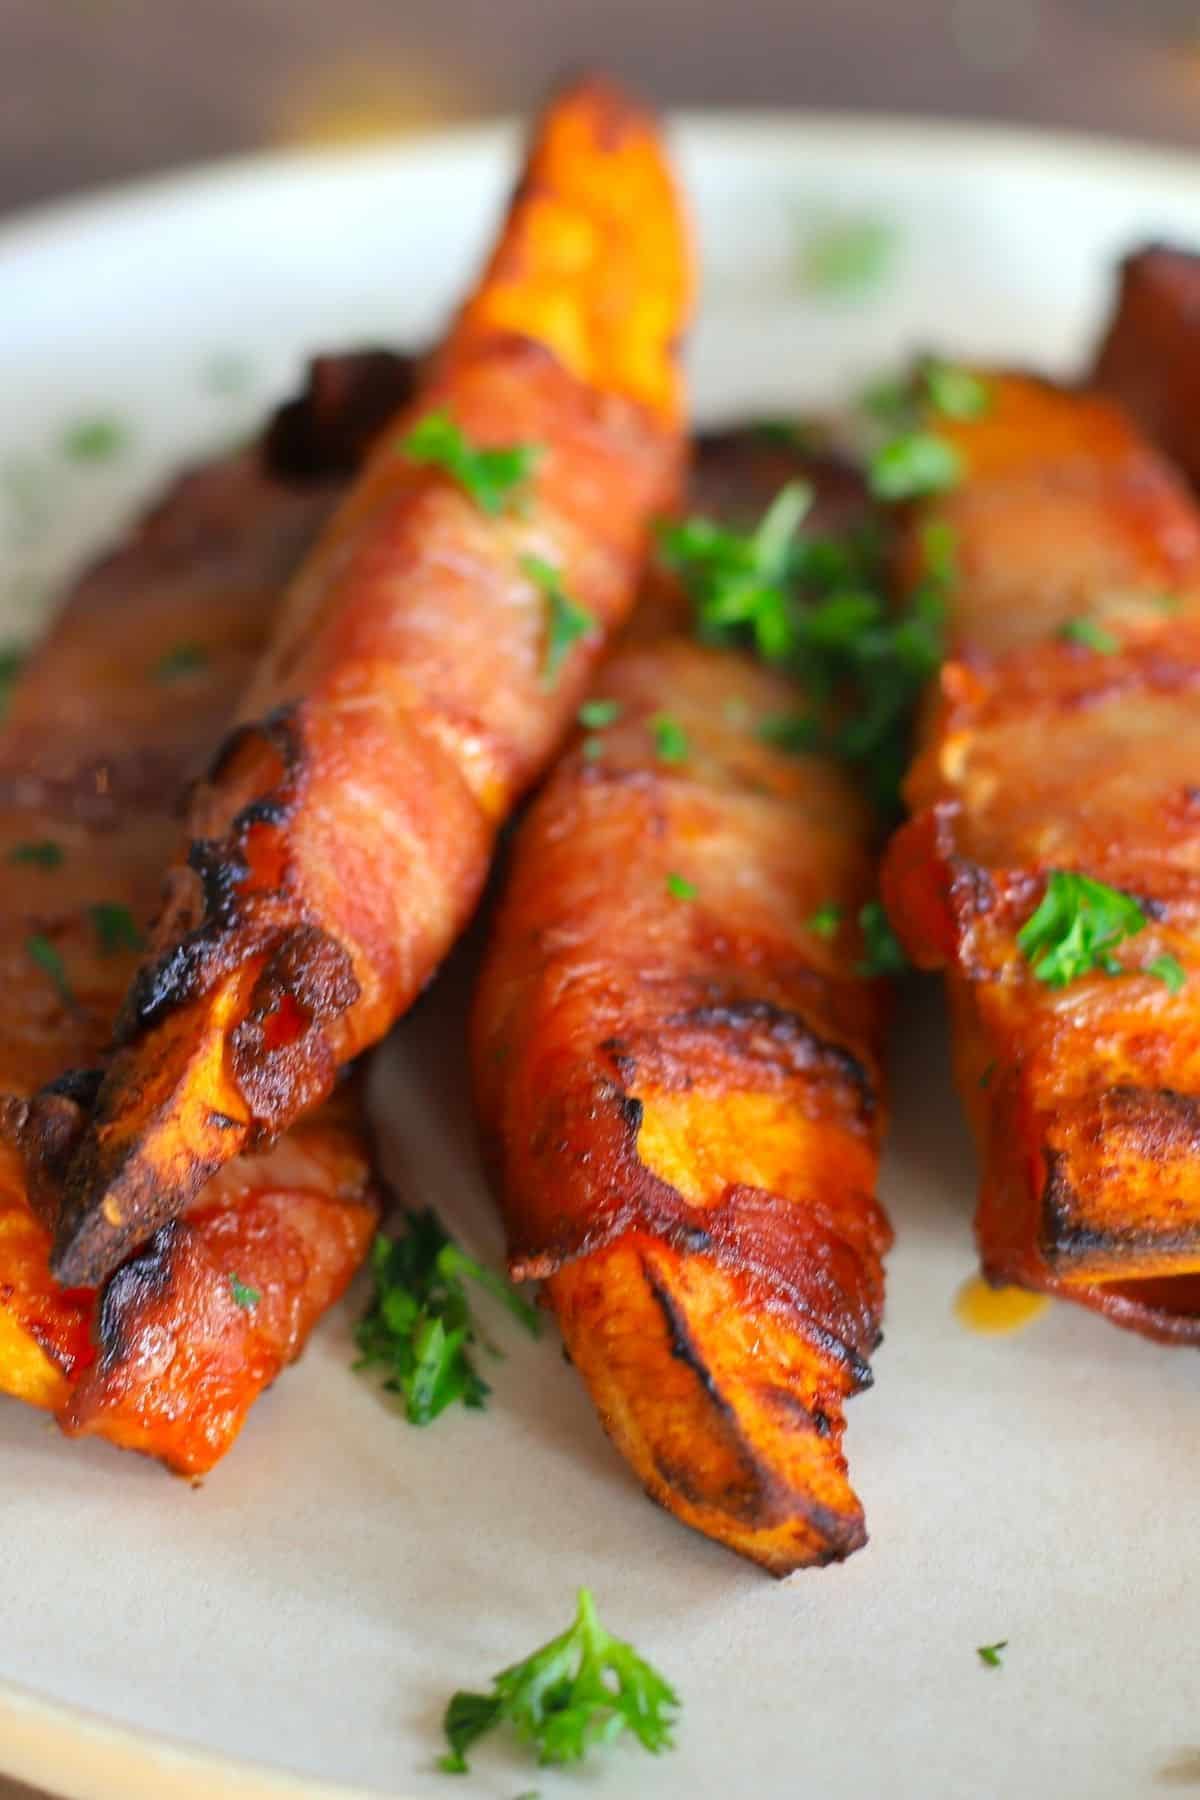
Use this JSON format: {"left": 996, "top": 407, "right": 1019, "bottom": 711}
{"left": 921, "top": 360, "right": 992, "bottom": 422}
{"left": 25, "top": 933, "right": 74, "bottom": 1007}
{"left": 807, "top": 903, "right": 843, "bottom": 940}
{"left": 229, "top": 1274, "right": 260, "bottom": 1310}
{"left": 979, "top": 1060, "right": 996, "bottom": 1090}
{"left": 659, "top": 480, "right": 812, "bottom": 664}
{"left": 1017, "top": 871, "right": 1147, "bottom": 989}
{"left": 857, "top": 899, "right": 908, "bottom": 977}
{"left": 1058, "top": 618, "right": 1119, "bottom": 655}
{"left": 578, "top": 698, "right": 622, "bottom": 730}
{"left": 750, "top": 418, "right": 822, "bottom": 454}
{"left": 1146, "top": 953, "right": 1186, "bottom": 995}
{"left": 354, "top": 1210, "right": 539, "bottom": 1427}
{"left": 439, "top": 1586, "right": 679, "bottom": 1773}
{"left": 88, "top": 903, "right": 144, "bottom": 955}
{"left": 650, "top": 713, "right": 689, "bottom": 764}
{"left": 868, "top": 432, "right": 962, "bottom": 502}
{"left": 757, "top": 713, "right": 818, "bottom": 755}
{"left": 8, "top": 840, "right": 63, "bottom": 869}
{"left": 522, "top": 556, "right": 596, "bottom": 690}
{"left": 402, "top": 409, "right": 540, "bottom": 517}
{"left": 665, "top": 872, "right": 697, "bottom": 902}
{"left": 153, "top": 641, "right": 209, "bottom": 682}
{"left": 799, "top": 214, "right": 896, "bottom": 299}
{"left": 581, "top": 735, "right": 606, "bottom": 763}
{"left": 0, "top": 644, "right": 26, "bottom": 721}
{"left": 61, "top": 415, "right": 129, "bottom": 463}
{"left": 977, "top": 1641, "right": 1008, "bottom": 1669}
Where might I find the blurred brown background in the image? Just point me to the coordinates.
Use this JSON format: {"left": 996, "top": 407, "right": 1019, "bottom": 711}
{"left": 4, "top": 0, "right": 1200, "bottom": 220}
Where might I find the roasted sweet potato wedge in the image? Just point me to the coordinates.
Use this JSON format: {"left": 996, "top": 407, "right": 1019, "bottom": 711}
{"left": 1093, "top": 243, "right": 1200, "bottom": 491}
{"left": 0, "top": 353, "right": 407, "bottom": 1469}
{"left": 473, "top": 442, "right": 891, "bottom": 1573}
{"left": 881, "top": 371, "right": 1200, "bottom": 1343}
{"left": 52, "top": 76, "right": 693, "bottom": 1288}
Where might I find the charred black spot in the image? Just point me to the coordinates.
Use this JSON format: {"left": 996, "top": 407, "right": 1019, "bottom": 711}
{"left": 669, "top": 999, "right": 876, "bottom": 1112}
{"left": 96, "top": 1223, "right": 179, "bottom": 1371}
{"left": 813, "top": 1409, "right": 831, "bottom": 1437}
{"left": 235, "top": 795, "right": 290, "bottom": 831}
{"left": 188, "top": 838, "right": 250, "bottom": 929}
{"left": 208, "top": 1111, "right": 240, "bottom": 1132}
{"left": 121, "top": 934, "right": 216, "bottom": 1038}
{"left": 615, "top": 1090, "right": 644, "bottom": 1134}
{"left": 644, "top": 1263, "right": 729, "bottom": 1411}
{"left": 43, "top": 1066, "right": 104, "bottom": 1109}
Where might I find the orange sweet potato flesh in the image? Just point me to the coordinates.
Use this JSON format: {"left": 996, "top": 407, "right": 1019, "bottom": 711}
{"left": 52, "top": 76, "right": 693, "bottom": 1289}
{"left": 473, "top": 443, "right": 891, "bottom": 1573}
{"left": 0, "top": 353, "right": 405, "bottom": 1468}
{"left": 880, "top": 371, "right": 1200, "bottom": 1343}
{"left": 1093, "top": 244, "right": 1200, "bottom": 492}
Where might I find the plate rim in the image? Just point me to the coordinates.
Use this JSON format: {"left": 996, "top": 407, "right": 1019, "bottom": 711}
{"left": 2, "top": 103, "right": 1198, "bottom": 1800}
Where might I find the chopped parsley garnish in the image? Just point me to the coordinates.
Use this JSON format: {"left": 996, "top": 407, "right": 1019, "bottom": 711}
{"left": 979, "top": 1060, "right": 996, "bottom": 1090}
{"left": 26, "top": 934, "right": 74, "bottom": 1007}
{"left": 1147, "top": 953, "right": 1186, "bottom": 994}
{"left": 651, "top": 713, "right": 689, "bottom": 764}
{"left": 88, "top": 903, "right": 144, "bottom": 955}
{"left": 869, "top": 432, "right": 962, "bottom": 502}
{"left": 1017, "top": 871, "right": 1147, "bottom": 988}
{"left": 665, "top": 872, "right": 696, "bottom": 902}
{"left": 807, "top": 903, "right": 842, "bottom": 939}
{"left": 862, "top": 358, "right": 990, "bottom": 501}
{"left": 61, "top": 415, "right": 129, "bottom": 463}
{"left": 920, "top": 360, "right": 992, "bottom": 422}
{"left": 661, "top": 486, "right": 947, "bottom": 812}
{"left": 976, "top": 1641, "right": 1008, "bottom": 1669}
{"left": 354, "top": 1210, "right": 539, "bottom": 1426}
{"left": 402, "top": 409, "right": 540, "bottom": 517}
{"left": 799, "top": 214, "right": 896, "bottom": 299}
{"left": 0, "top": 643, "right": 26, "bottom": 720}
{"left": 153, "top": 641, "right": 209, "bottom": 682}
{"left": 440, "top": 1587, "right": 679, "bottom": 1773}
{"left": 578, "top": 698, "right": 622, "bottom": 730}
{"left": 229, "top": 1274, "right": 260, "bottom": 1310}
{"left": 757, "top": 713, "right": 819, "bottom": 754}
{"left": 581, "top": 736, "right": 606, "bottom": 763}
{"left": 1059, "top": 618, "right": 1119, "bottom": 654}
{"left": 8, "top": 840, "right": 63, "bottom": 868}
{"left": 521, "top": 556, "right": 596, "bottom": 690}
{"left": 751, "top": 419, "right": 822, "bottom": 454}
{"left": 857, "top": 899, "right": 908, "bottom": 976}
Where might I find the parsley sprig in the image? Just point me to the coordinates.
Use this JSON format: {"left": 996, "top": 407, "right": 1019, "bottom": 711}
{"left": 977, "top": 1640, "right": 1008, "bottom": 1670}
{"left": 354, "top": 1210, "right": 539, "bottom": 1425}
{"left": 863, "top": 358, "right": 990, "bottom": 501}
{"left": 440, "top": 1587, "right": 679, "bottom": 1773}
{"left": 857, "top": 899, "right": 908, "bottom": 976}
{"left": 401, "top": 409, "right": 540, "bottom": 517}
{"left": 660, "top": 488, "right": 948, "bottom": 810}
{"left": 522, "top": 556, "right": 596, "bottom": 689}
{"left": 1017, "top": 872, "right": 1146, "bottom": 987}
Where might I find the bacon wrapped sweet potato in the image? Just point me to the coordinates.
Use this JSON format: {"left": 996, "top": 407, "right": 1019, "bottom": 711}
{"left": 881, "top": 371, "right": 1200, "bottom": 1342}
{"left": 0, "top": 352, "right": 412, "bottom": 1469}
{"left": 473, "top": 441, "right": 892, "bottom": 1573}
{"left": 1093, "top": 243, "right": 1200, "bottom": 491}
{"left": 51, "top": 77, "right": 693, "bottom": 1289}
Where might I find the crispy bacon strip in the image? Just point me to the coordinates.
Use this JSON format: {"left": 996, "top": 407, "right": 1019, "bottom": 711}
{"left": 52, "top": 77, "right": 692, "bottom": 1289}
{"left": 1093, "top": 243, "right": 1200, "bottom": 491}
{"left": 473, "top": 440, "right": 891, "bottom": 1573}
{"left": 881, "top": 372, "right": 1200, "bottom": 1343}
{"left": 0, "top": 353, "right": 411, "bottom": 1468}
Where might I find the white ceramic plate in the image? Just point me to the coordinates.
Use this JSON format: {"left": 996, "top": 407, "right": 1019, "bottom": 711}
{"left": 2, "top": 114, "right": 1200, "bottom": 1800}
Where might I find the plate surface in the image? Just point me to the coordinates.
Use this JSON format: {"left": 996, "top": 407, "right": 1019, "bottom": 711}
{"left": 2, "top": 114, "right": 1199, "bottom": 1800}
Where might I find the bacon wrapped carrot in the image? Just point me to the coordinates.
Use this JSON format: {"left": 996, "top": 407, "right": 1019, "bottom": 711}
{"left": 0, "top": 353, "right": 412, "bottom": 1469}
{"left": 472, "top": 439, "right": 892, "bottom": 1573}
{"left": 50, "top": 78, "right": 693, "bottom": 1288}
{"left": 1093, "top": 243, "right": 1200, "bottom": 491}
{"left": 881, "top": 371, "right": 1200, "bottom": 1343}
